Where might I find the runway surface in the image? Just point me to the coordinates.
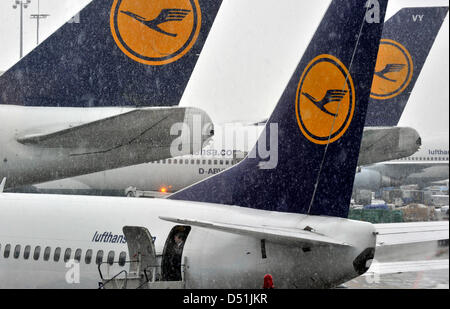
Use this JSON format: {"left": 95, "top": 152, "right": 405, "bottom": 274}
{"left": 346, "top": 241, "right": 449, "bottom": 289}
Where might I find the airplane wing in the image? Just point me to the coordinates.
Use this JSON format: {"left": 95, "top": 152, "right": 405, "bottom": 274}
{"left": 16, "top": 107, "right": 209, "bottom": 152}
{"left": 364, "top": 259, "right": 449, "bottom": 276}
{"left": 374, "top": 221, "right": 449, "bottom": 246}
{"left": 358, "top": 126, "right": 421, "bottom": 166}
{"left": 159, "top": 216, "right": 351, "bottom": 247}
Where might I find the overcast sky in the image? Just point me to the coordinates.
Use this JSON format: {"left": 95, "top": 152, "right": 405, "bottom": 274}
{"left": 0, "top": 0, "right": 448, "bottom": 138}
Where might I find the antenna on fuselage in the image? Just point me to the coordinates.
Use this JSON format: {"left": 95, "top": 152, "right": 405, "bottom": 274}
{"left": 0, "top": 178, "right": 6, "bottom": 193}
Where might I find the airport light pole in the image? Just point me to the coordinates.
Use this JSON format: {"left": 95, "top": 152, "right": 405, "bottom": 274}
{"left": 12, "top": 0, "right": 32, "bottom": 58}
{"left": 30, "top": 0, "right": 50, "bottom": 45}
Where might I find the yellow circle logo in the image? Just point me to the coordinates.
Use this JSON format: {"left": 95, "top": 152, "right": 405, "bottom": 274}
{"left": 370, "top": 39, "right": 413, "bottom": 100}
{"left": 110, "top": 0, "right": 202, "bottom": 66}
{"left": 295, "top": 54, "right": 355, "bottom": 145}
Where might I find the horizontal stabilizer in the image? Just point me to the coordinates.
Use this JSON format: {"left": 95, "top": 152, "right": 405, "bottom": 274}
{"left": 375, "top": 221, "right": 449, "bottom": 246}
{"left": 17, "top": 107, "right": 211, "bottom": 154}
{"left": 358, "top": 126, "right": 421, "bottom": 165}
{"left": 364, "top": 259, "right": 449, "bottom": 275}
{"left": 159, "top": 216, "right": 351, "bottom": 247}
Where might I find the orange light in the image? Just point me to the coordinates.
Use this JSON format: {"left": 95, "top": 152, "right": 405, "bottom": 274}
{"left": 160, "top": 187, "right": 167, "bottom": 193}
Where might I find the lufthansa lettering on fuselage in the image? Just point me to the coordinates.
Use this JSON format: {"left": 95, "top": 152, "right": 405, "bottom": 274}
{"left": 92, "top": 231, "right": 156, "bottom": 244}
{"left": 92, "top": 231, "right": 127, "bottom": 244}
{"left": 428, "top": 149, "right": 449, "bottom": 155}
{"left": 199, "top": 149, "right": 234, "bottom": 157}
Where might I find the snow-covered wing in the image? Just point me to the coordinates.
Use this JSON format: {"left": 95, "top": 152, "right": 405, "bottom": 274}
{"left": 159, "top": 216, "right": 351, "bottom": 247}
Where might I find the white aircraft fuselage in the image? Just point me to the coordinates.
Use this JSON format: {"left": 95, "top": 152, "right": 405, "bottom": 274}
{"left": 0, "top": 193, "right": 375, "bottom": 289}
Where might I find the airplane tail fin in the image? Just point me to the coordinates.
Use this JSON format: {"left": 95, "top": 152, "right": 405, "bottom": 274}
{"left": 0, "top": 0, "right": 222, "bottom": 107}
{"left": 366, "top": 6, "right": 449, "bottom": 126}
{"left": 170, "top": 0, "right": 388, "bottom": 218}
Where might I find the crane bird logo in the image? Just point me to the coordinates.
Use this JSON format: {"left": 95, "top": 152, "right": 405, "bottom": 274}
{"left": 295, "top": 55, "right": 355, "bottom": 145}
{"left": 110, "top": 0, "right": 201, "bottom": 66}
{"left": 371, "top": 39, "right": 413, "bottom": 100}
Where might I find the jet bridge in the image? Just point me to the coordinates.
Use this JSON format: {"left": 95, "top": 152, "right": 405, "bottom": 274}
{"left": 99, "top": 226, "right": 189, "bottom": 289}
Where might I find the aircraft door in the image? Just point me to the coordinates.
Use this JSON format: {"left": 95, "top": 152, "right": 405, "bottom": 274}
{"left": 122, "top": 226, "right": 157, "bottom": 277}
{"left": 161, "top": 226, "right": 191, "bottom": 281}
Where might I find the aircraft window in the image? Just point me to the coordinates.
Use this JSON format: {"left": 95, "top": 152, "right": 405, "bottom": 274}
{"left": 23, "top": 245, "right": 31, "bottom": 260}
{"left": 96, "top": 250, "right": 104, "bottom": 265}
{"left": 185, "top": 159, "right": 189, "bottom": 164}
{"left": 225, "top": 160, "right": 229, "bottom": 165}
{"left": 162, "top": 160, "right": 166, "bottom": 164}
{"left": 14, "top": 245, "right": 21, "bottom": 259}
{"left": 107, "top": 251, "right": 115, "bottom": 265}
{"left": 202, "top": 160, "right": 206, "bottom": 165}
{"left": 179, "top": 159, "right": 183, "bottom": 165}
{"left": 85, "top": 249, "right": 93, "bottom": 264}
{"left": 3, "top": 244, "right": 11, "bottom": 258}
{"left": 75, "top": 249, "right": 82, "bottom": 262}
{"left": 173, "top": 159, "right": 177, "bottom": 164}
{"left": 208, "top": 160, "right": 212, "bottom": 165}
{"left": 196, "top": 160, "right": 200, "bottom": 165}
{"left": 43, "top": 247, "right": 51, "bottom": 261}
{"left": 220, "top": 160, "right": 223, "bottom": 165}
{"left": 64, "top": 248, "right": 72, "bottom": 262}
{"left": 54, "top": 247, "right": 61, "bottom": 262}
{"left": 191, "top": 160, "right": 195, "bottom": 164}
{"left": 33, "top": 246, "right": 41, "bottom": 261}
{"left": 168, "top": 159, "right": 172, "bottom": 164}
{"left": 214, "top": 160, "right": 218, "bottom": 165}
{"left": 118, "top": 252, "right": 126, "bottom": 267}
